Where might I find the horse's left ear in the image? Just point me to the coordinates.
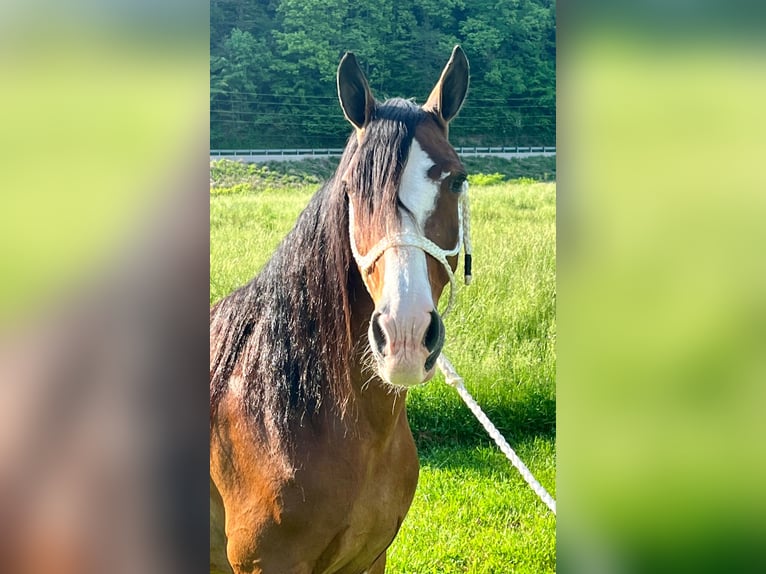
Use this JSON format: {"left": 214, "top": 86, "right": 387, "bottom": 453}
{"left": 424, "top": 45, "right": 470, "bottom": 126}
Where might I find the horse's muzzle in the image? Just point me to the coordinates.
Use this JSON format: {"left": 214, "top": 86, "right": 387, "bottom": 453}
{"left": 369, "top": 308, "right": 444, "bottom": 387}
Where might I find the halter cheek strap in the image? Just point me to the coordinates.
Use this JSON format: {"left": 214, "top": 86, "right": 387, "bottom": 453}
{"left": 347, "top": 190, "right": 473, "bottom": 318}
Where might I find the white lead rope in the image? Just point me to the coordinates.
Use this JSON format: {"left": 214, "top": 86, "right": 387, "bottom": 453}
{"left": 348, "top": 188, "right": 556, "bottom": 515}
{"left": 437, "top": 354, "right": 557, "bottom": 515}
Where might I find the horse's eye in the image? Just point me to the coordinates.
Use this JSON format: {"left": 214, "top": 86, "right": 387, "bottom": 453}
{"left": 450, "top": 175, "right": 466, "bottom": 194}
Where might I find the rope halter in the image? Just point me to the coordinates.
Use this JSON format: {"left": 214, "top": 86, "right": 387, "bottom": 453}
{"left": 347, "top": 186, "right": 472, "bottom": 318}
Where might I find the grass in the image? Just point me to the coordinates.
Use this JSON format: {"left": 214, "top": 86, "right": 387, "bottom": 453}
{"left": 210, "top": 164, "right": 556, "bottom": 572}
{"left": 392, "top": 443, "right": 556, "bottom": 573}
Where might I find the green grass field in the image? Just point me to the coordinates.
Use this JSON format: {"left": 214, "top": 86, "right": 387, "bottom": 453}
{"left": 210, "top": 161, "right": 556, "bottom": 572}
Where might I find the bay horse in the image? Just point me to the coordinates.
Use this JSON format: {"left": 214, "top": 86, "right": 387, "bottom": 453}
{"left": 210, "top": 46, "right": 470, "bottom": 574}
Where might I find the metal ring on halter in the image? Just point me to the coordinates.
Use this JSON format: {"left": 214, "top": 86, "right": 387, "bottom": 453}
{"left": 347, "top": 193, "right": 472, "bottom": 318}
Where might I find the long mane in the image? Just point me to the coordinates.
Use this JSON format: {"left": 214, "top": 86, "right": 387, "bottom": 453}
{"left": 209, "top": 98, "right": 427, "bottom": 442}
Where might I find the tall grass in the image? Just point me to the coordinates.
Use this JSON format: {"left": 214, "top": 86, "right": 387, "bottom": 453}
{"left": 210, "top": 178, "right": 556, "bottom": 573}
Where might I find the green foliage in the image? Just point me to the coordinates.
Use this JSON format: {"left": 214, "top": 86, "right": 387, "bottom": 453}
{"left": 468, "top": 172, "right": 505, "bottom": 186}
{"left": 462, "top": 155, "right": 556, "bottom": 181}
{"left": 210, "top": 174, "right": 556, "bottom": 571}
{"left": 210, "top": 159, "right": 321, "bottom": 194}
{"left": 210, "top": 182, "right": 251, "bottom": 196}
{"left": 210, "top": 0, "right": 556, "bottom": 148}
{"left": 259, "top": 157, "right": 340, "bottom": 182}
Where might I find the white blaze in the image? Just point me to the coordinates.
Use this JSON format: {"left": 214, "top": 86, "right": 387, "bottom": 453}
{"left": 378, "top": 140, "right": 440, "bottom": 321}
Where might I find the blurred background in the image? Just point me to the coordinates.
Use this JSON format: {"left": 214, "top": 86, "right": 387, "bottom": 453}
{"left": 0, "top": 0, "right": 209, "bottom": 572}
{"left": 2, "top": 0, "right": 766, "bottom": 572}
{"left": 558, "top": 1, "right": 766, "bottom": 572}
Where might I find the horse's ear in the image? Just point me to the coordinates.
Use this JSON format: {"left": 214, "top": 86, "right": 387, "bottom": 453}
{"left": 337, "top": 52, "right": 374, "bottom": 132}
{"left": 424, "top": 45, "right": 469, "bottom": 126}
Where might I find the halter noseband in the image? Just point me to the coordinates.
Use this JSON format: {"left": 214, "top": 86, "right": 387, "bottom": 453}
{"left": 347, "top": 187, "right": 473, "bottom": 318}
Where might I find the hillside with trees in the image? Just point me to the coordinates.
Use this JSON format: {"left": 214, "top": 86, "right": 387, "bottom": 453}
{"left": 211, "top": 0, "right": 555, "bottom": 149}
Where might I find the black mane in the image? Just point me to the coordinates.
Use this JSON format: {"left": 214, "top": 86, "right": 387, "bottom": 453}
{"left": 210, "top": 98, "right": 428, "bottom": 441}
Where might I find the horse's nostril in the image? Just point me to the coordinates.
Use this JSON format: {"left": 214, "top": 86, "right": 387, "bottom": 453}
{"left": 370, "top": 311, "right": 386, "bottom": 355}
{"left": 423, "top": 310, "right": 444, "bottom": 354}
{"left": 424, "top": 310, "right": 444, "bottom": 372}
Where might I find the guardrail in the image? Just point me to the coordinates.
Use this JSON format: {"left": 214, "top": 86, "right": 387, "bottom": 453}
{"left": 457, "top": 146, "right": 556, "bottom": 154}
{"left": 210, "top": 148, "right": 345, "bottom": 157}
{"left": 210, "top": 146, "right": 555, "bottom": 157}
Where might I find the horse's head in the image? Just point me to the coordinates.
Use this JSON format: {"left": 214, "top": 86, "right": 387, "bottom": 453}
{"left": 337, "top": 46, "right": 470, "bottom": 388}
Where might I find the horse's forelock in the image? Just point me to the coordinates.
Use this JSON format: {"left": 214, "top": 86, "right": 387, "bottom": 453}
{"left": 342, "top": 98, "right": 427, "bottom": 240}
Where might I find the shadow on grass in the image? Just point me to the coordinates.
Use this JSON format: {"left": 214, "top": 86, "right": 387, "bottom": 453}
{"left": 406, "top": 381, "right": 555, "bottom": 452}
{"left": 415, "top": 441, "right": 547, "bottom": 476}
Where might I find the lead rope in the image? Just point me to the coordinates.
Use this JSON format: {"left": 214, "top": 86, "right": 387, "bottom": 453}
{"left": 437, "top": 354, "right": 557, "bottom": 515}
{"left": 348, "top": 189, "right": 556, "bottom": 515}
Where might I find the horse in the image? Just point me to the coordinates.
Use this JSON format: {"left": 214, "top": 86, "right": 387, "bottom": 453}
{"left": 210, "top": 46, "right": 470, "bottom": 574}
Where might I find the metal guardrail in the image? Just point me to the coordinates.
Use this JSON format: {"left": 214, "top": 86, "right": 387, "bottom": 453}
{"left": 210, "top": 148, "right": 346, "bottom": 157}
{"left": 210, "top": 146, "right": 555, "bottom": 157}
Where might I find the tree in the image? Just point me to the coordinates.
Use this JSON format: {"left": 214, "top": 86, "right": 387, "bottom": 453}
{"left": 209, "top": 0, "right": 556, "bottom": 148}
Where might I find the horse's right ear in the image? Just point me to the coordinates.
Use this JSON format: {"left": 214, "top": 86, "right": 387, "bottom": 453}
{"left": 337, "top": 52, "right": 374, "bottom": 132}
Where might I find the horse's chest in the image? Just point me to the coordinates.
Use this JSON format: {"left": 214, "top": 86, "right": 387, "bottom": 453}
{"left": 211, "top": 393, "right": 420, "bottom": 573}
{"left": 288, "top": 420, "right": 420, "bottom": 573}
